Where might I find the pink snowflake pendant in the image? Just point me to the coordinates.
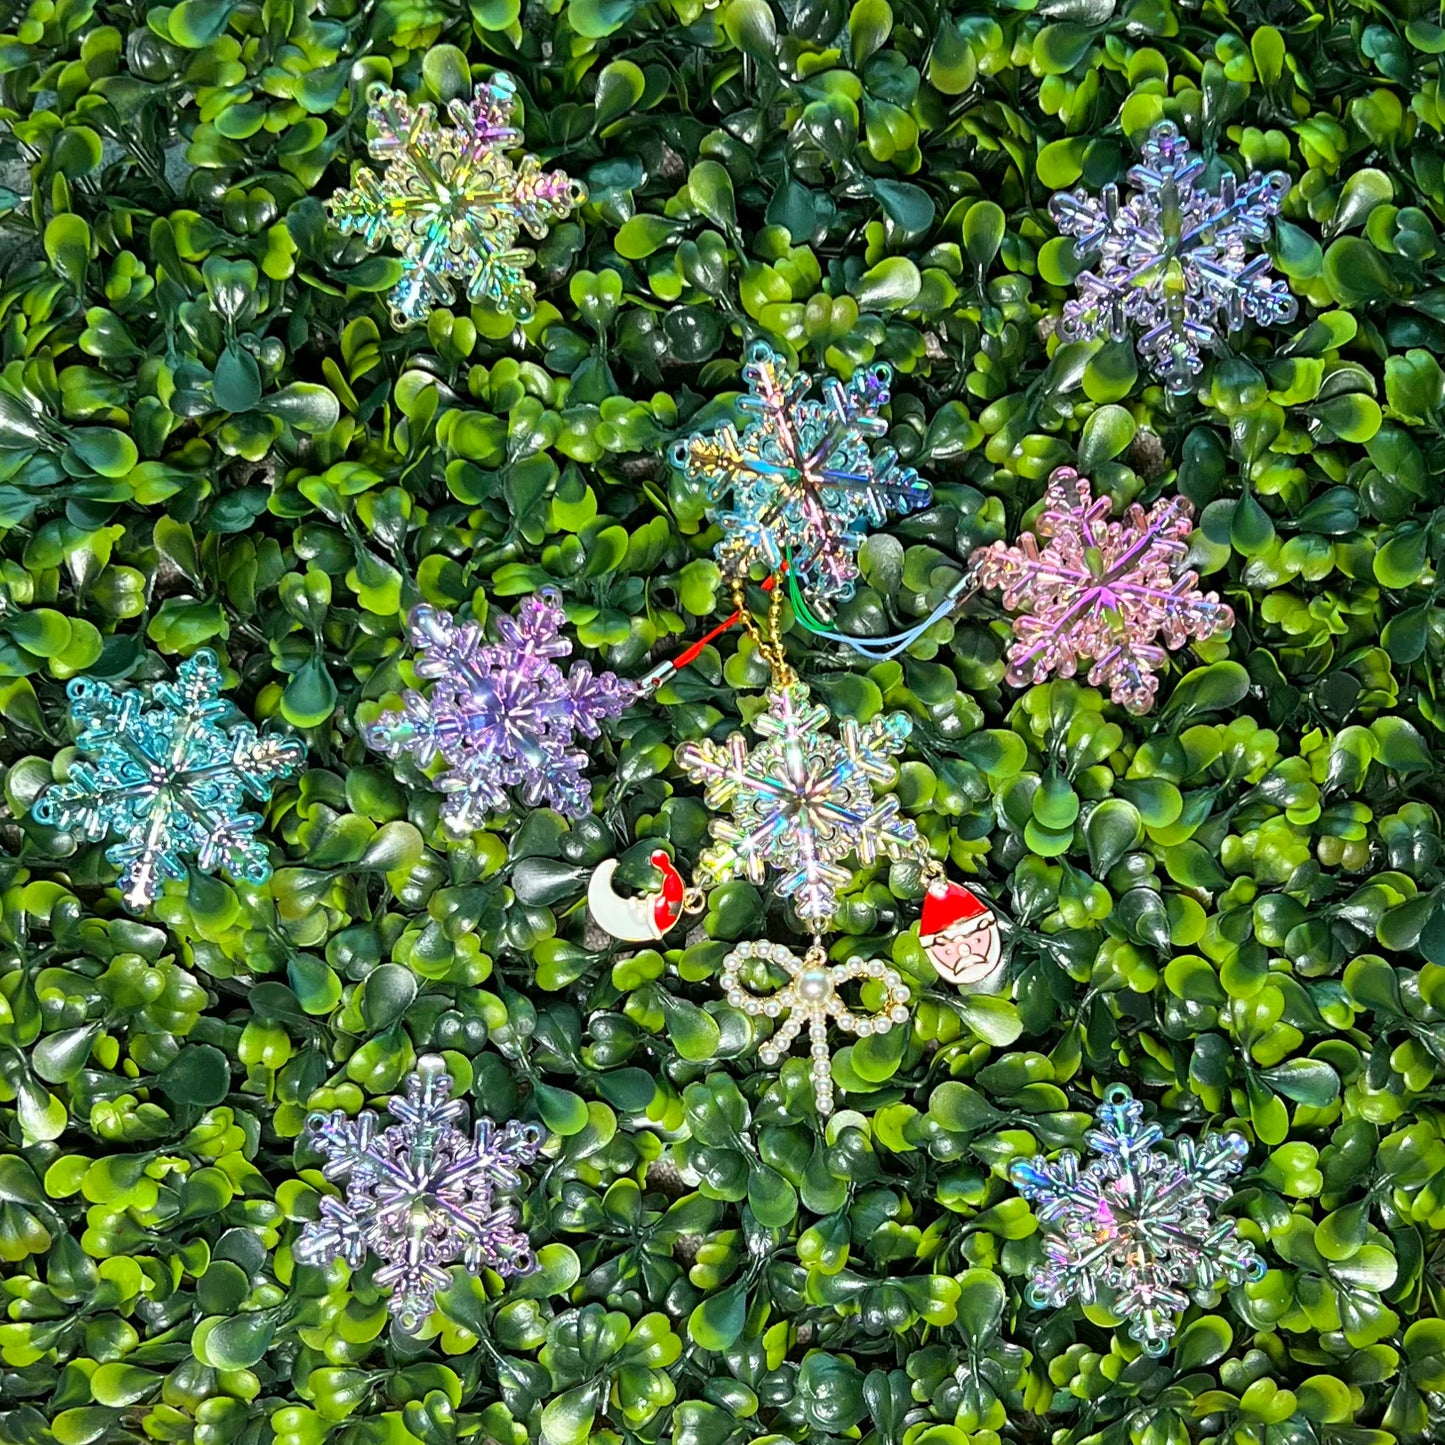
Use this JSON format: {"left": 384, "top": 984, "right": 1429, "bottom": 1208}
{"left": 972, "top": 467, "right": 1233, "bottom": 714}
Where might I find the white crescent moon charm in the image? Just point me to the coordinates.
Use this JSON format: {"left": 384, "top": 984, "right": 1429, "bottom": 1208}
{"left": 587, "top": 853, "right": 687, "bottom": 942}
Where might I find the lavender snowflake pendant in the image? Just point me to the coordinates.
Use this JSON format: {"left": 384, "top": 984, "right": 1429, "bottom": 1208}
{"left": 971, "top": 467, "right": 1232, "bottom": 714}
{"left": 1051, "top": 120, "right": 1296, "bottom": 393}
{"left": 31, "top": 650, "right": 304, "bottom": 911}
{"left": 671, "top": 343, "right": 931, "bottom": 614}
{"left": 676, "top": 680, "right": 920, "bottom": 929}
{"left": 365, "top": 588, "right": 633, "bottom": 831}
{"left": 330, "top": 72, "right": 585, "bottom": 327}
{"left": 296, "top": 1056, "right": 544, "bottom": 1331}
{"left": 1010, "top": 1085, "right": 1265, "bottom": 1357}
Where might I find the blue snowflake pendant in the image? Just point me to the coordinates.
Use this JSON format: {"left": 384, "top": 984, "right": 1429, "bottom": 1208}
{"left": 1050, "top": 121, "right": 1296, "bottom": 393}
{"left": 32, "top": 650, "right": 305, "bottom": 911}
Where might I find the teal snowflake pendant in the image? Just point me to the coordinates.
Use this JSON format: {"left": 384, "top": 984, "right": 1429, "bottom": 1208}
{"left": 330, "top": 72, "right": 586, "bottom": 328}
{"left": 670, "top": 343, "right": 932, "bottom": 615}
{"left": 31, "top": 651, "right": 305, "bottom": 911}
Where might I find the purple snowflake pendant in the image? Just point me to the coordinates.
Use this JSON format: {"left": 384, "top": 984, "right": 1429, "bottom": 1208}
{"left": 1051, "top": 120, "right": 1296, "bottom": 393}
{"left": 972, "top": 467, "right": 1233, "bottom": 714}
{"left": 365, "top": 588, "right": 633, "bottom": 831}
{"left": 295, "top": 1055, "right": 544, "bottom": 1331}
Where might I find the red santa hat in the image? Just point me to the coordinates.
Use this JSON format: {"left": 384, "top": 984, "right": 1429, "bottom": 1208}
{"left": 920, "top": 883, "right": 990, "bottom": 941}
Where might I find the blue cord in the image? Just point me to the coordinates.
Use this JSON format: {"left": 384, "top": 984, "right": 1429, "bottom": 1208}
{"left": 795, "top": 573, "right": 980, "bottom": 661}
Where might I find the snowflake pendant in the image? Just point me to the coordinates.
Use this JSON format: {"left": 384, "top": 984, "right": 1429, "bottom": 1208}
{"left": 676, "top": 680, "right": 921, "bottom": 928}
{"left": 1010, "top": 1084, "right": 1265, "bottom": 1356}
{"left": 722, "top": 939, "right": 911, "bottom": 1116}
{"left": 365, "top": 589, "right": 633, "bottom": 831}
{"left": 670, "top": 343, "right": 932, "bottom": 612}
{"left": 1051, "top": 120, "right": 1296, "bottom": 393}
{"left": 972, "top": 467, "right": 1233, "bottom": 714}
{"left": 31, "top": 650, "right": 304, "bottom": 911}
{"left": 330, "top": 73, "right": 585, "bottom": 327}
{"left": 296, "top": 1055, "right": 544, "bottom": 1332}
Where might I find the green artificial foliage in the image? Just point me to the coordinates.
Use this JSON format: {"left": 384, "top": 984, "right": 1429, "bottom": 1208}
{"left": 3, "top": 1, "right": 1445, "bottom": 1444}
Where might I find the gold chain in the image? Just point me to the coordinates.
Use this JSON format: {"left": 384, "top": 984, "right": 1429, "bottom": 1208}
{"left": 730, "top": 575, "right": 794, "bottom": 685}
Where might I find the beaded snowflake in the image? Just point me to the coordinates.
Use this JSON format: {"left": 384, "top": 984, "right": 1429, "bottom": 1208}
{"left": 1009, "top": 1084, "right": 1265, "bottom": 1357}
{"left": 675, "top": 680, "right": 921, "bottom": 928}
{"left": 722, "top": 939, "right": 911, "bottom": 1116}
{"left": 971, "top": 467, "right": 1232, "bottom": 714}
{"left": 365, "top": 589, "right": 632, "bottom": 831}
{"left": 31, "top": 650, "right": 304, "bottom": 911}
{"left": 330, "top": 73, "right": 585, "bottom": 327}
{"left": 296, "top": 1056, "right": 542, "bottom": 1331}
{"left": 1050, "top": 120, "right": 1296, "bottom": 393}
{"left": 671, "top": 342, "right": 932, "bottom": 612}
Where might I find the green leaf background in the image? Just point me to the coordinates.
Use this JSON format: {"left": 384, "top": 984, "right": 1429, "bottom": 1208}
{"left": 2, "top": 1, "right": 1445, "bottom": 1444}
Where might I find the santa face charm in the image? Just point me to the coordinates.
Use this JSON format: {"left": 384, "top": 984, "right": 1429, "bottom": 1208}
{"left": 920, "top": 883, "right": 1003, "bottom": 990}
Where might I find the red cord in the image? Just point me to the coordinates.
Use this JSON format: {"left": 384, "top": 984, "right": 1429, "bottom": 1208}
{"left": 638, "top": 570, "right": 784, "bottom": 689}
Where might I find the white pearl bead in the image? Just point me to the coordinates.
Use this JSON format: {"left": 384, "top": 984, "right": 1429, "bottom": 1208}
{"left": 797, "top": 966, "right": 832, "bottom": 1002}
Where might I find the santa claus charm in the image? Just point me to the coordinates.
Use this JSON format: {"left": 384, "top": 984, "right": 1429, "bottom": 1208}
{"left": 588, "top": 851, "right": 689, "bottom": 942}
{"left": 920, "top": 882, "right": 1004, "bottom": 990}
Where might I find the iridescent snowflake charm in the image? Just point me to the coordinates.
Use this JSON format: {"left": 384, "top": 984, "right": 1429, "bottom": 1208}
{"left": 31, "top": 650, "right": 304, "bottom": 911}
{"left": 296, "top": 1055, "right": 544, "bottom": 1332}
{"left": 365, "top": 589, "right": 633, "bottom": 831}
{"left": 722, "top": 939, "right": 911, "bottom": 1116}
{"left": 330, "top": 72, "right": 585, "bottom": 327}
{"left": 671, "top": 343, "right": 931, "bottom": 613}
{"left": 675, "top": 680, "right": 921, "bottom": 928}
{"left": 1051, "top": 120, "right": 1296, "bottom": 392}
{"left": 1010, "top": 1084, "right": 1265, "bottom": 1357}
{"left": 972, "top": 467, "right": 1233, "bottom": 714}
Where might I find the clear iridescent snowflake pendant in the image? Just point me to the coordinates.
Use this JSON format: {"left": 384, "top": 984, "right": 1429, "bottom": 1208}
{"left": 674, "top": 679, "right": 920, "bottom": 929}
{"left": 365, "top": 588, "right": 633, "bottom": 832}
{"left": 1010, "top": 1084, "right": 1265, "bottom": 1356}
{"left": 670, "top": 343, "right": 931, "bottom": 614}
{"left": 722, "top": 940, "right": 911, "bottom": 1117}
{"left": 295, "top": 1055, "right": 544, "bottom": 1332}
{"left": 972, "top": 467, "right": 1232, "bottom": 714}
{"left": 31, "top": 650, "right": 304, "bottom": 911}
{"left": 1051, "top": 120, "right": 1296, "bottom": 393}
{"left": 330, "top": 72, "right": 585, "bottom": 328}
